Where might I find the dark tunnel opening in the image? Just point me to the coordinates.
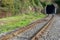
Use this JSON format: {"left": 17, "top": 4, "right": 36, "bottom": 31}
{"left": 46, "top": 4, "right": 56, "bottom": 14}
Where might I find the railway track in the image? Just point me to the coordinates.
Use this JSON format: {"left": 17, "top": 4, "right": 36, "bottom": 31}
{"left": 0, "top": 16, "right": 48, "bottom": 40}
{"left": 31, "top": 15, "right": 54, "bottom": 40}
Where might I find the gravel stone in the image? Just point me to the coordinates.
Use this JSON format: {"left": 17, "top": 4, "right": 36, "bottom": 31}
{"left": 39, "top": 15, "right": 60, "bottom": 40}
{"left": 10, "top": 21, "right": 48, "bottom": 40}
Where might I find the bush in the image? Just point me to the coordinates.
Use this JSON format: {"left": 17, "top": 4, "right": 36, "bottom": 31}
{"left": 0, "top": 0, "right": 51, "bottom": 16}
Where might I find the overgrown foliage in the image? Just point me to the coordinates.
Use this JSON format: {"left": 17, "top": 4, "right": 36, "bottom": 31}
{"left": 0, "top": 13, "right": 45, "bottom": 33}
{"left": 0, "top": 0, "right": 50, "bottom": 16}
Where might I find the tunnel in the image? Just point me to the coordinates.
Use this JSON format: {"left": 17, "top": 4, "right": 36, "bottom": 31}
{"left": 46, "top": 4, "right": 56, "bottom": 14}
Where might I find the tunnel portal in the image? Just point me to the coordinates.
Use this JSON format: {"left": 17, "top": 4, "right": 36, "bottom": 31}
{"left": 46, "top": 4, "right": 56, "bottom": 14}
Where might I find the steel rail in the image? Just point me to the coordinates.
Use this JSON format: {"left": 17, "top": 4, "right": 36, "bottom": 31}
{"left": 31, "top": 15, "right": 54, "bottom": 40}
{"left": 0, "top": 16, "right": 48, "bottom": 40}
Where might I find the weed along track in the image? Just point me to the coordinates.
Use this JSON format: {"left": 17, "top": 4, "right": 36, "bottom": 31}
{"left": 31, "top": 15, "right": 54, "bottom": 40}
{"left": 0, "top": 16, "right": 47, "bottom": 40}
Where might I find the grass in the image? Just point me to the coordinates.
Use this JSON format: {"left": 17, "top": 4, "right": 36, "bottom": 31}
{"left": 0, "top": 12, "right": 45, "bottom": 33}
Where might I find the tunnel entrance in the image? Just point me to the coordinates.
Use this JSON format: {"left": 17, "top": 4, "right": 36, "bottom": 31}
{"left": 46, "top": 4, "right": 56, "bottom": 14}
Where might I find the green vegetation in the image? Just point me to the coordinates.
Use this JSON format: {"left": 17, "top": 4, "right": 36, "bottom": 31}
{"left": 0, "top": 0, "right": 51, "bottom": 16}
{"left": 0, "top": 0, "right": 51, "bottom": 33}
{"left": 0, "top": 13, "right": 45, "bottom": 33}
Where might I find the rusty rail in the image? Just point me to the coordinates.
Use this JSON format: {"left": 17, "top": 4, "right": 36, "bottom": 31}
{"left": 0, "top": 16, "right": 48, "bottom": 40}
{"left": 31, "top": 15, "right": 54, "bottom": 40}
